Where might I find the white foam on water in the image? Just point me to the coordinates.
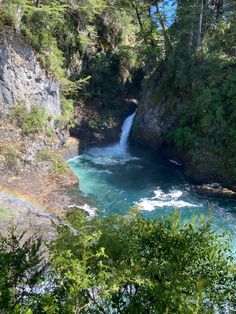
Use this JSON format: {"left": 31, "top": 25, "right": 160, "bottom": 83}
{"left": 68, "top": 203, "right": 97, "bottom": 218}
{"left": 137, "top": 187, "right": 200, "bottom": 211}
{"left": 153, "top": 188, "right": 183, "bottom": 200}
{"left": 79, "top": 204, "right": 97, "bottom": 218}
{"left": 138, "top": 199, "right": 199, "bottom": 211}
{"left": 80, "top": 112, "right": 138, "bottom": 166}
{"left": 68, "top": 112, "right": 138, "bottom": 167}
{"left": 67, "top": 155, "right": 82, "bottom": 164}
{"left": 85, "top": 145, "right": 138, "bottom": 166}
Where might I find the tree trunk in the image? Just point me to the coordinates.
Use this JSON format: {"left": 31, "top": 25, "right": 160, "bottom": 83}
{"left": 197, "top": 0, "right": 204, "bottom": 47}
{"left": 130, "top": 1, "right": 148, "bottom": 45}
{"left": 155, "top": 4, "right": 172, "bottom": 56}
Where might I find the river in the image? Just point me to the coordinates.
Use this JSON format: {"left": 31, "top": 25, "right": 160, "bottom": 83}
{"left": 68, "top": 113, "right": 236, "bottom": 250}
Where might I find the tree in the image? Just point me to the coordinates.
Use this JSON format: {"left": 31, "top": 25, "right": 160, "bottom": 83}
{"left": 0, "top": 211, "right": 235, "bottom": 313}
{"left": 34, "top": 211, "right": 235, "bottom": 313}
{"left": 0, "top": 224, "right": 45, "bottom": 313}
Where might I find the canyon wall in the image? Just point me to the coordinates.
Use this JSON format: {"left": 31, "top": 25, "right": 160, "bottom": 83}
{"left": 0, "top": 36, "right": 61, "bottom": 118}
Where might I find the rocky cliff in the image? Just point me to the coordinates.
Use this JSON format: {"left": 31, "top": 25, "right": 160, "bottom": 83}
{"left": 0, "top": 36, "right": 61, "bottom": 118}
{"left": 133, "top": 101, "right": 182, "bottom": 150}
{"left": 0, "top": 35, "right": 81, "bottom": 226}
{"left": 131, "top": 85, "right": 236, "bottom": 188}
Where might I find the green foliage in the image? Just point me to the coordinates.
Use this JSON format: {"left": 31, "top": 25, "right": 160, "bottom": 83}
{"left": 28, "top": 212, "right": 236, "bottom": 312}
{"left": 36, "top": 149, "right": 54, "bottom": 161}
{"left": 165, "top": 55, "right": 236, "bottom": 182}
{"left": 0, "top": 0, "right": 146, "bottom": 112}
{"left": 36, "top": 149, "right": 69, "bottom": 174}
{"left": 0, "top": 0, "right": 19, "bottom": 32}
{"left": 0, "top": 144, "right": 20, "bottom": 161}
{"left": 22, "top": 20, "right": 64, "bottom": 78}
{"left": 57, "top": 97, "right": 74, "bottom": 128}
{"left": 142, "top": 0, "right": 236, "bottom": 184}
{"left": 0, "top": 211, "right": 235, "bottom": 313}
{"left": 9, "top": 104, "right": 51, "bottom": 136}
{"left": 0, "top": 224, "right": 44, "bottom": 313}
{"left": 51, "top": 158, "right": 69, "bottom": 175}
{"left": 0, "top": 144, "right": 21, "bottom": 171}
{"left": 82, "top": 52, "right": 121, "bottom": 106}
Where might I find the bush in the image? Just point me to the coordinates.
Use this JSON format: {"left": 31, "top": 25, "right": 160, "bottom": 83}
{"left": 36, "top": 149, "right": 54, "bottom": 161}
{"left": 0, "top": 224, "right": 44, "bottom": 313}
{"left": 56, "top": 97, "right": 74, "bottom": 128}
{"left": 0, "top": 211, "right": 235, "bottom": 313}
{"left": 9, "top": 104, "right": 51, "bottom": 136}
{"left": 51, "top": 158, "right": 69, "bottom": 175}
{"left": 0, "top": 0, "right": 19, "bottom": 33}
{"left": 0, "top": 144, "right": 21, "bottom": 171}
{"left": 21, "top": 1, "right": 66, "bottom": 79}
{"left": 0, "top": 144, "right": 19, "bottom": 160}
{"left": 36, "top": 149, "right": 69, "bottom": 175}
{"left": 48, "top": 211, "right": 235, "bottom": 314}
{"left": 2, "top": 211, "right": 235, "bottom": 313}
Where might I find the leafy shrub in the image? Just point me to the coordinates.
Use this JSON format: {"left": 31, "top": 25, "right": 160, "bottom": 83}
{"left": 0, "top": 0, "right": 19, "bottom": 33}
{"left": 57, "top": 97, "right": 75, "bottom": 128}
{"left": 0, "top": 144, "right": 19, "bottom": 160}
{"left": 36, "top": 149, "right": 54, "bottom": 161}
{"left": 21, "top": 1, "right": 66, "bottom": 79}
{"left": 47, "top": 211, "right": 235, "bottom": 313}
{"left": 51, "top": 158, "right": 69, "bottom": 175}
{"left": 0, "top": 224, "right": 43, "bottom": 313}
{"left": 0, "top": 211, "right": 235, "bottom": 313}
{"left": 0, "top": 144, "right": 21, "bottom": 171}
{"left": 36, "top": 149, "right": 69, "bottom": 174}
{"left": 9, "top": 104, "right": 51, "bottom": 136}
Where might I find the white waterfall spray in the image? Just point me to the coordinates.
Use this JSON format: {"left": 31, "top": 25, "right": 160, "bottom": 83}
{"left": 84, "top": 111, "right": 137, "bottom": 164}
{"left": 119, "top": 112, "right": 136, "bottom": 150}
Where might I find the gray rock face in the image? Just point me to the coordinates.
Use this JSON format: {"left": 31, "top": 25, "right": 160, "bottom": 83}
{"left": 132, "top": 88, "right": 182, "bottom": 150}
{"left": 132, "top": 104, "right": 167, "bottom": 149}
{"left": 0, "top": 36, "right": 61, "bottom": 118}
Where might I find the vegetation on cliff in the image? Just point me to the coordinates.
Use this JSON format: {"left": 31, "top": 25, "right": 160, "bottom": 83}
{"left": 0, "top": 211, "right": 235, "bottom": 313}
{"left": 158, "top": 0, "right": 236, "bottom": 184}
{"left": 0, "top": 0, "right": 145, "bottom": 112}
{"left": 136, "top": 0, "right": 236, "bottom": 185}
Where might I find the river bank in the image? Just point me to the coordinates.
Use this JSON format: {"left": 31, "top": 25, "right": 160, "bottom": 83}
{"left": 0, "top": 116, "right": 83, "bottom": 236}
{"left": 0, "top": 97, "right": 136, "bottom": 236}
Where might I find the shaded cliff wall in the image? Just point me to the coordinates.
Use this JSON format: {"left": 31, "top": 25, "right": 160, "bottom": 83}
{"left": 131, "top": 80, "right": 236, "bottom": 188}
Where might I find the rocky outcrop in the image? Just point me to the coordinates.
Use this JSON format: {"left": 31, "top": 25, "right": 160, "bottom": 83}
{"left": 133, "top": 102, "right": 236, "bottom": 187}
{"left": 131, "top": 82, "right": 235, "bottom": 187}
{"left": 192, "top": 183, "right": 236, "bottom": 198}
{"left": 131, "top": 83, "right": 182, "bottom": 150}
{"left": 132, "top": 103, "right": 181, "bottom": 149}
{"left": 0, "top": 119, "right": 79, "bottom": 216}
{"left": 0, "top": 36, "right": 61, "bottom": 118}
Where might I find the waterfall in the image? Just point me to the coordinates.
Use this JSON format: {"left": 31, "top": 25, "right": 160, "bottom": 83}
{"left": 85, "top": 111, "right": 136, "bottom": 161}
{"left": 119, "top": 112, "right": 136, "bottom": 150}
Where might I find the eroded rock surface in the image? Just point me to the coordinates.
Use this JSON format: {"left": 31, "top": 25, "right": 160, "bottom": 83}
{"left": 0, "top": 36, "right": 61, "bottom": 118}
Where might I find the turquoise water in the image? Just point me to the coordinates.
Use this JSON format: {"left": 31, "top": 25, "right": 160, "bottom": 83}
{"left": 68, "top": 112, "right": 236, "bottom": 249}
{"left": 68, "top": 142, "right": 236, "bottom": 248}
